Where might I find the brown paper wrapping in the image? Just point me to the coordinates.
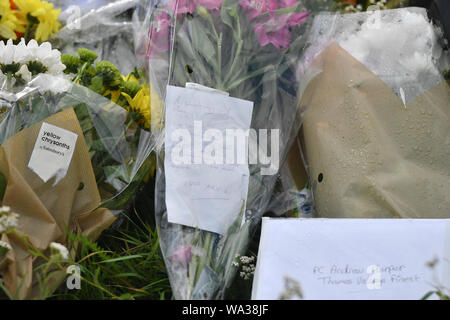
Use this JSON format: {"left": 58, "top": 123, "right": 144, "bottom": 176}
{"left": 285, "top": 135, "right": 308, "bottom": 190}
{"left": 0, "top": 108, "right": 116, "bottom": 299}
{"left": 299, "top": 43, "right": 450, "bottom": 218}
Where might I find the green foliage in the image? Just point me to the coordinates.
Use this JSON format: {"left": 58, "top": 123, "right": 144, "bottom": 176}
{"left": 53, "top": 211, "right": 171, "bottom": 300}
{"left": 422, "top": 290, "right": 450, "bottom": 300}
{"left": 444, "top": 70, "right": 450, "bottom": 81}
{"left": 0, "top": 172, "right": 7, "bottom": 201}
{"left": 61, "top": 54, "right": 82, "bottom": 74}
{"left": 334, "top": 0, "right": 410, "bottom": 11}
{"left": 0, "top": 63, "right": 20, "bottom": 74}
{"left": 95, "top": 61, "right": 123, "bottom": 90}
{"left": 122, "top": 80, "right": 142, "bottom": 98}
{"left": 78, "top": 49, "right": 99, "bottom": 64}
{"left": 27, "top": 61, "right": 48, "bottom": 76}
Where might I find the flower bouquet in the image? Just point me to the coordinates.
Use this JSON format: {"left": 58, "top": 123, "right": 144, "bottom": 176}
{"left": 145, "top": 0, "right": 336, "bottom": 299}
{"left": 297, "top": 7, "right": 450, "bottom": 219}
{"left": 0, "top": 39, "right": 158, "bottom": 298}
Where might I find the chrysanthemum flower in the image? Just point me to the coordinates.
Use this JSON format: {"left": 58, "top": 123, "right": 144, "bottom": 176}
{"left": 122, "top": 86, "right": 152, "bottom": 130}
{"left": 13, "top": 0, "right": 61, "bottom": 42}
{"left": 0, "top": 38, "right": 66, "bottom": 76}
{"left": 121, "top": 75, "right": 163, "bottom": 132}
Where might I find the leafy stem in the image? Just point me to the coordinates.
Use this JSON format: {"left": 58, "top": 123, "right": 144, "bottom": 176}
{"left": 224, "top": 13, "right": 242, "bottom": 85}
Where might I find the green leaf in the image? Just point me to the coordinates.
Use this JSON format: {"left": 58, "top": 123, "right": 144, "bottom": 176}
{"left": 186, "top": 19, "right": 216, "bottom": 62}
{"left": 98, "top": 254, "right": 144, "bottom": 264}
{"left": 421, "top": 291, "right": 435, "bottom": 300}
{"left": 0, "top": 172, "right": 7, "bottom": 201}
{"left": 89, "top": 76, "right": 104, "bottom": 94}
{"left": 221, "top": 0, "right": 238, "bottom": 31}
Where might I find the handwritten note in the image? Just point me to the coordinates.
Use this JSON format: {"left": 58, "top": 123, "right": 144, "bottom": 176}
{"left": 252, "top": 218, "right": 450, "bottom": 300}
{"left": 164, "top": 85, "right": 254, "bottom": 235}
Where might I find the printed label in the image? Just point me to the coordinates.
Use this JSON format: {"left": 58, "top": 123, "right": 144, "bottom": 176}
{"left": 28, "top": 122, "right": 78, "bottom": 185}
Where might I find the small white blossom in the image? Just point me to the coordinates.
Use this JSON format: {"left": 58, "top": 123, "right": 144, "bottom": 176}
{"left": 235, "top": 255, "right": 257, "bottom": 280}
{"left": 0, "top": 206, "right": 10, "bottom": 212}
{"left": 0, "top": 206, "right": 19, "bottom": 234}
{"left": 0, "top": 241, "right": 11, "bottom": 257}
{"left": 50, "top": 242, "right": 69, "bottom": 260}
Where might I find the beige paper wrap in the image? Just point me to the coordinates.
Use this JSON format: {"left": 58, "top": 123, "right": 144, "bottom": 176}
{"left": 0, "top": 108, "right": 116, "bottom": 299}
{"left": 300, "top": 43, "right": 450, "bottom": 218}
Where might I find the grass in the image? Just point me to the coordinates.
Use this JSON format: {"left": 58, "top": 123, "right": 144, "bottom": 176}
{"left": 52, "top": 210, "right": 172, "bottom": 300}
{"left": 0, "top": 179, "right": 256, "bottom": 300}
{"left": 48, "top": 179, "right": 172, "bottom": 300}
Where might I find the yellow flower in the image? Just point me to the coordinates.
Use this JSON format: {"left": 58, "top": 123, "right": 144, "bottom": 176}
{"left": 150, "top": 88, "right": 163, "bottom": 132}
{"left": 14, "top": 0, "right": 61, "bottom": 41}
{"left": 0, "top": 0, "right": 22, "bottom": 39}
{"left": 122, "top": 84, "right": 163, "bottom": 131}
{"left": 122, "top": 86, "right": 151, "bottom": 130}
{"left": 103, "top": 89, "right": 121, "bottom": 105}
{"left": 123, "top": 74, "right": 139, "bottom": 84}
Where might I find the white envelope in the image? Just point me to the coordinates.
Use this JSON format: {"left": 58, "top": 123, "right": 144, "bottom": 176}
{"left": 252, "top": 218, "right": 450, "bottom": 300}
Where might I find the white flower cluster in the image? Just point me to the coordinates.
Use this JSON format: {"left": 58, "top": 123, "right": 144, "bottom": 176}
{"left": 0, "top": 206, "right": 19, "bottom": 234}
{"left": 0, "top": 39, "right": 66, "bottom": 84}
{"left": 344, "top": 3, "right": 363, "bottom": 12}
{"left": 232, "top": 254, "right": 256, "bottom": 281}
{"left": 345, "top": 0, "right": 387, "bottom": 12}
{"left": 0, "top": 240, "right": 12, "bottom": 258}
{"left": 49, "top": 242, "right": 69, "bottom": 260}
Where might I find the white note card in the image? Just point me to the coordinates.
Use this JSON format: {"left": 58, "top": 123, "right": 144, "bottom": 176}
{"left": 252, "top": 218, "right": 450, "bottom": 300}
{"left": 28, "top": 122, "right": 78, "bottom": 185}
{"left": 164, "top": 85, "right": 254, "bottom": 235}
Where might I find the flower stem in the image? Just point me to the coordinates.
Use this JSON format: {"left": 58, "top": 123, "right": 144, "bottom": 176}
{"left": 224, "top": 13, "right": 242, "bottom": 85}
{"left": 73, "top": 62, "right": 89, "bottom": 84}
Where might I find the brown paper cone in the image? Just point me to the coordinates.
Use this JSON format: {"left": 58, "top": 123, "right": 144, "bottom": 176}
{"left": 300, "top": 43, "right": 450, "bottom": 218}
{"left": 0, "top": 108, "right": 116, "bottom": 299}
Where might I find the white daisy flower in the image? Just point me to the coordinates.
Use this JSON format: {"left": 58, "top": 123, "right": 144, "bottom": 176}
{"left": 16, "top": 65, "right": 32, "bottom": 83}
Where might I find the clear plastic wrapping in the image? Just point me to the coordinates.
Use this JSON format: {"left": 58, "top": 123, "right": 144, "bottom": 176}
{"left": 51, "top": 0, "right": 150, "bottom": 74}
{"left": 143, "top": 0, "right": 337, "bottom": 299}
{"left": 297, "top": 7, "right": 450, "bottom": 219}
{"left": 0, "top": 73, "right": 155, "bottom": 212}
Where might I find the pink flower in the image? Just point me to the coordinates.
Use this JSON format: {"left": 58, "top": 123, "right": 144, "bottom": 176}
{"left": 279, "top": 0, "right": 297, "bottom": 8}
{"left": 170, "top": 246, "right": 192, "bottom": 264}
{"left": 253, "top": 11, "right": 309, "bottom": 50}
{"left": 266, "top": 10, "right": 309, "bottom": 29}
{"left": 286, "top": 11, "right": 309, "bottom": 26}
{"left": 254, "top": 23, "right": 291, "bottom": 49}
{"left": 147, "top": 11, "right": 172, "bottom": 58}
{"left": 240, "top": 0, "right": 278, "bottom": 20}
{"left": 197, "top": 0, "right": 223, "bottom": 11}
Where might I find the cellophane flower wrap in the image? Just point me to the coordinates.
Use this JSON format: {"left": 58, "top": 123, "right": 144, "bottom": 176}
{"left": 296, "top": 7, "right": 450, "bottom": 220}
{"left": 52, "top": 0, "right": 150, "bottom": 75}
{"left": 144, "top": 0, "right": 336, "bottom": 299}
{"left": 0, "top": 39, "right": 156, "bottom": 213}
